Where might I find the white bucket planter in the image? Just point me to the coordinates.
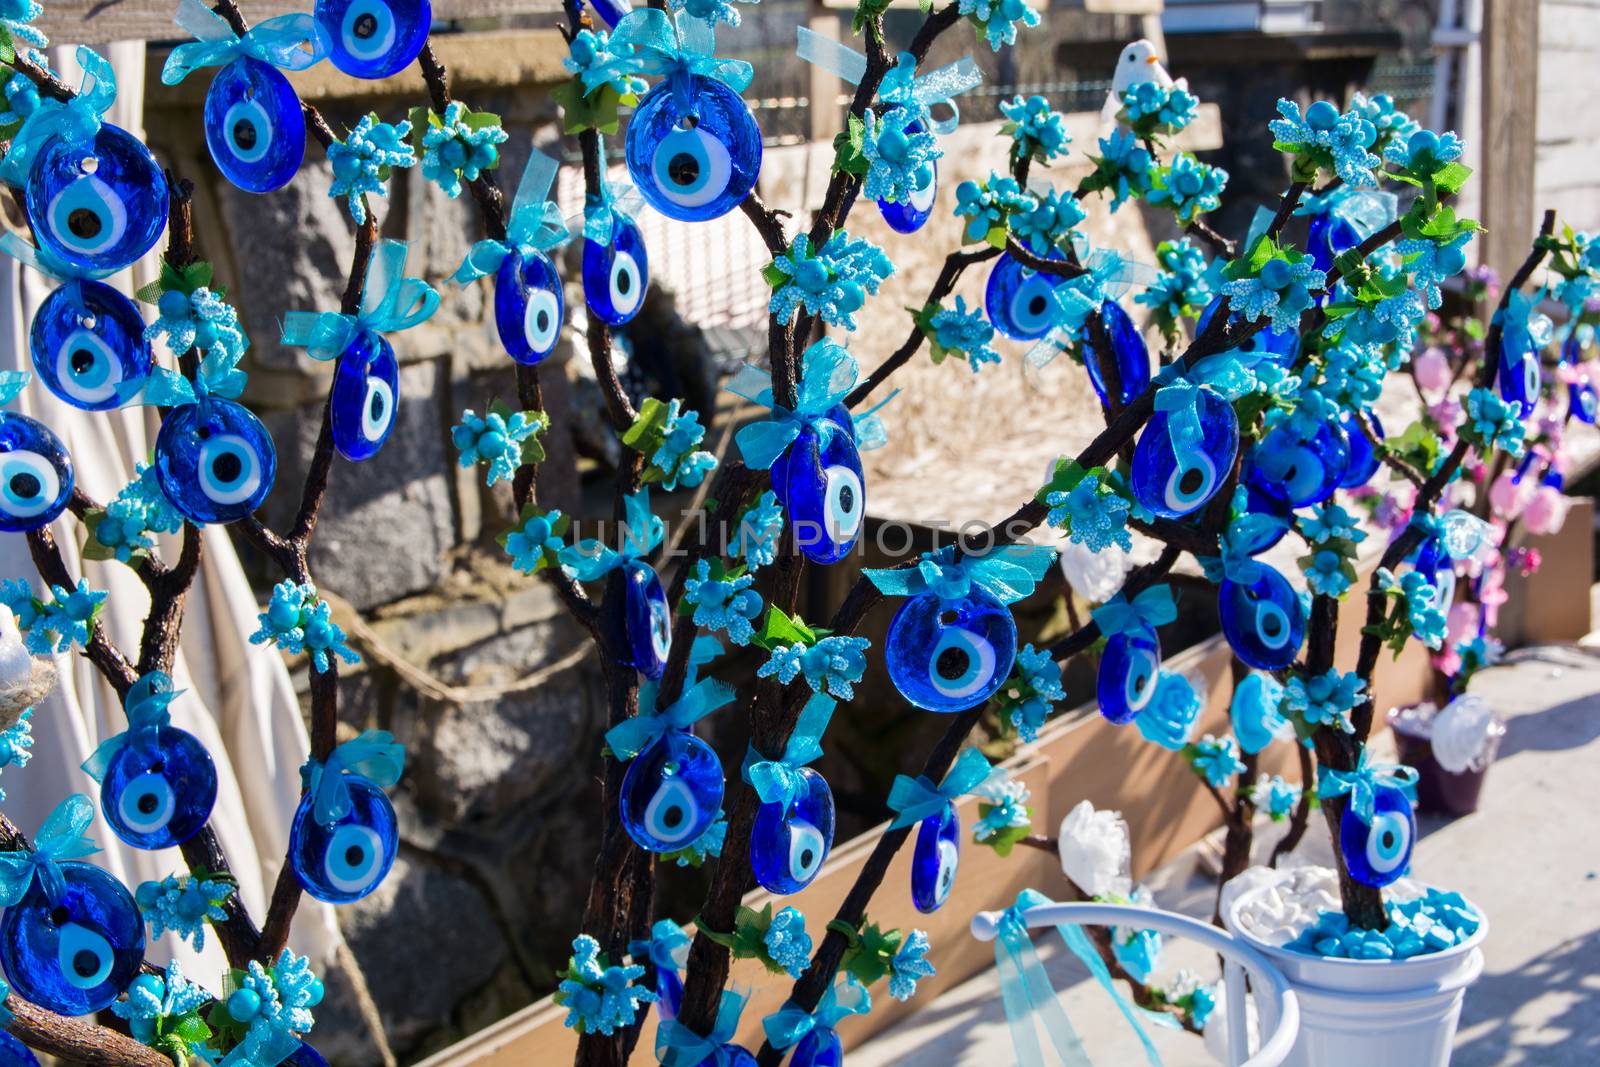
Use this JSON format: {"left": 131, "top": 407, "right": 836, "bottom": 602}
{"left": 1223, "top": 883, "right": 1487, "bottom": 1067}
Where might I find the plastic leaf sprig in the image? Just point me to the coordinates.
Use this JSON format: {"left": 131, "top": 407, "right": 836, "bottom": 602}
{"left": 829, "top": 917, "right": 935, "bottom": 1000}
{"left": 1184, "top": 734, "right": 1245, "bottom": 788}
{"left": 972, "top": 768, "right": 1032, "bottom": 856}
{"left": 1284, "top": 669, "right": 1366, "bottom": 734}
{"left": 499, "top": 505, "right": 569, "bottom": 575}
{"left": 249, "top": 579, "right": 359, "bottom": 673}
{"left": 554, "top": 934, "right": 656, "bottom": 1035}
{"left": 113, "top": 961, "right": 214, "bottom": 1066}
{"left": 412, "top": 100, "right": 507, "bottom": 199}
{"left": 326, "top": 114, "right": 416, "bottom": 223}
{"left": 453, "top": 406, "right": 548, "bottom": 487}
{"left": 995, "top": 643, "right": 1065, "bottom": 742}
{"left": 136, "top": 870, "right": 236, "bottom": 951}
{"left": 0, "top": 577, "right": 107, "bottom": 654}
{"left": 622, "top": 397, "right": 718, "bottom": 490}
{"left": 999, "top": 93, "right": 1069, "bottom": 164}
{"left": 1148, "top": 153, "right": 1228, "bottom": 223}
{"left": 765, "top": 230, "right": 894, "bottom": 330}
{"left": 133, "top": 257, "right": 249, "bottom": 368}
{"left": 0, "top": 793, "right": 100, "bottom": 906}
{"left": 1082, "top": 129, "right": 1154, "bottom": 212}
{"left": 701, "top": 902, "right": 814, "bottom": 978}
{"left": 754, "top": 607, "right": 871, "bottom": 700}
{"left": 762, "top": 975, "right": 872, "bottom": 1052}
{"left": 84, "top": 464, "right": 184, "bottom": 565}
{"left": 555, "top": 28, "right": 644, "bottom": 135}
{"left": 682, "top": 559, "right": 763, "bottom": 645}
{"left": 1269, "top": 98, "right": 1381, "bottom": 187}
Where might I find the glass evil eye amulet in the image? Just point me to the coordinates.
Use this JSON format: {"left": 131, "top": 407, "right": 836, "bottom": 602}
{"left": 26, "top": 126, "right": 168, "bottom": 275}
{"left": 0, "top": 1032, "right": 42, "bottom": 1067}
{"left": 154, "top": 398, "right": 277, "bottom": 524}
{"left": 1571, "top": 373, "right": 1598, "bottom": 424}
{"left": 204, "top": 58, "right": 306, "bottom": 193}
{"left": 1083, "top": 300, "right": 1151, "bottom": 407}
{"left": 1340, "top": 780, "right": 1415, "bottom": 888}
{"left": 1195, "top": 294, "right": 1299, "bottom": 365}
{"left": 1339, "top": 411, "right": 1382, "bottom": 488}
{"left": 330, "top": 330, "right": 400, "bottom": 461}
{"left": 984, "top": 249, "right": 1069, "bottom": 341}
{"left": 495, "top": 249, "right": 563, "bottom": 366}
{"left": 1246, "top": 419, "right": 1349, "bottom": 508}
{"left": 623, "top": 560, "right": 672, "bottom": 680}
{"left": 750, "top": 767, "right": 835, "bottom": 895}
{"left": 885, "top": 588, "right": 1016, "bottom": 713}
{"left": 582, "top": 212, "right": 649, "bottom": 327}
{"left": 619, "top": 731, "right": 724, "bottom": 853}
{"left": 286, "top": 1044, "right": 331, "bottom": 1067}
{"left": 98, "top": 727, "right": 218, "bottom": 850}
{"left": 31, "top": 281, "right": 152, "bottom": 411}
{"left": 791, "top": 1028, "right": 843, "bottom": 1067}
{"left": 1218, "top": 565, "right": 1305, "bottom": 670}
{"left": 1496, "top": 330, "right": 1542, "bottom": 418}
{"left": 911, "top": 804, "right": 960, "bottom": 913}
{"left": 0, "top": 412, "right": 74, "bottom": 533}
{"left": 0, "top": 863, "right": 144, "bottom": 1015}
{"left": 627, "top": 75, "right": 762, "bottom": 224}
{"left": 769, "top": 415, "right": 865, "bottom": 565}
{"left": 316, "top": 0, "right": 430, "bottom": 79}
{"left": 1306, "top": 210, "right": 1361, "bottom": 276}
{"left": 1130, "top": 386, "right": 1239, "bottom": 519}
{"left": 877, "top": 118, "right": 938, "bottom": 235}
{"left": 1097, "top": 624, "right": 1160, "bottom": 725}
{"left": 289, "top": 774, "right": 399, "bottom": 903}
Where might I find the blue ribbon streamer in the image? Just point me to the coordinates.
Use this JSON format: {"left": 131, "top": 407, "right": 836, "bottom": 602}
{"left": 604, "top": 675, "right": 736, "bottom": 761}
{"left": 301, "top": 730, "right": 405, "bottom": 828}
{"left": 0, "top": 370, "right": 30, "bottom": 409}
{"left": 1217, "top": 514, "right": 1280, "bottom": 585}
{"left": 0, "top": 794, "right": 101, "bottom": 907}
{"left": 599, "top": 8, "right": 752, "bottom": 100}
{"left": 1090, "top": 585, "right": 1176, "bottom": 639}
{"left": 1494, "top": 288, "right": 1554, "bottom": 368}
{"left": 0, "top": 47, "right": 118, "bottom": 185}
{"left": 1152, "top": 377, "right": 1205, "bottom": 467}
{"left": 761, "top": 974, "right": 871, "bottom": 1050}
{"left": 81, "top": 671, "right": 182, "bottom": 783}
{"left": 161, "top": 0, "right": 329, "bottom": 85}
{"left": 727, "top": 340, "right": 862, "bottom": 471}
{"left": 743, "top": 692, "right": 835, "bottom": 809}
{"left": 630, "top": 918, "right": 692, "bottom": 974}
{"left": 795, "top": 28, "right": 981, "bottom": 136}
{"left": 657, "top": 985, "right": 748, "bottom": 1067}
{"left": 0, "top": 230, "right": 110, "bottom": 282}
{"left": 218, "top": 1030, "right": 304, "bottom": 1067}
{"left": 994, "top": 889, "right": 1095, "bottom": 1067}
{"left": 1319, "top": 752, "right": 1419, "bottom": 823}
{"left": 0, "top": 974, "right": 11, "bottom": 1029}
{"left": 863, "top": 543, "right": 1057, "bottom": 606}
{"left": 886, "top": 747, "right": 991, "bottom": 830}
{"left": 280, "top": 240, "right": 440, "bottom": 360}
{"left": 559, "top": 489, "right": 664, "bottom": 581}
{"left": 453, "top": 148, "right": 569, "bottom": 283}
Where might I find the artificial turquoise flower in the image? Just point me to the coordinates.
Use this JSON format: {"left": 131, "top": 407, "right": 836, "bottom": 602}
{"left": 1348, "top": 92, "right": 1419, "bottom": 153}
{"left": 652, "top": 400, "right": 718, "bottom": 490}
{"left": 93, "top": 464, "right": 184, "bottom": 563}
{"left": 929, "top": 295, "right": 1001, "bottom": 372}
{"left": 1301, "top": 503, "right": 1365, "bottom": 545}
{"left": 1009, "top": 186, "right": 1086, "bottom": 254}
{"left": 0, "top": 0, "right": 47, "bottom": 50}
{"left": 1003, "top": 643, "right": 1065, "bottom": 742}
{"left": 112, "top": 961, "right": 211, "bottom": 1053}
{"left": 148, "top": 287, "right": 249, "bottom": 363}
{"left": 1186, "top": 981, "right": 1217, "bottom": 1029}
{"left": 758, "top": 635, "right": 871, "bottom": 699}
{"left": 504, "top": 509, "right": 567, "bottom": 574}
{"left": 555, "top": 935, "right": 655, "bottom": 1036}
{"left": 1088, "top": 129, "right": 1154, "bottom": 212}
{"left": 1377, "top": 568, "right": 1449, "bottom": 650}
{"left": 1383, "top": 128, "right": 1464, "bottom": 177}
{"left": 1301, "top": 547, "right": 1353, "bottom": 597}
{"left": 999, "top": 93, "right": 1070, "bottom": 163}
{"left": 682, "top": 560, "right": 763, "bottom": 645}
{"left": 1396, "top": 233, "right": 1472, "bottom": 309}
{"left": 0, "top": 72, "right": 41, "bottom": 129}
{"left": 421, "top": 101, "right": 507, "bottom": 199}
{"left": 673, "top": 810, "right": 727, "bottom": 866}
{"left": 1136, "top": 670, "right": 1200, "bottom": 751}
{"left": 0, "top": 710, "right": 32, "bottom": 802}
{"left": 973, "top": 777, "right": 1030, "bottom": 842}
{"left": 673, "top": 0, "right": 757, "bottom": 28}
{"left": 1255, "top": 774, "right": 1301, "bottom": 820}
{"left": 563, "top": 29, "right": 645, "bottom": 97}
{"left": 862, "top": 106, "right": 940, "bottom": 206}
{"left": 1188, "top": 734, "right": 1245, "bottom": 788}
{"left": 327, "top": 114, "right": 416, "bottom": 224}
{"left": 1465, "top": 387, "right": 1527, "bottom": 457}
{"left": 764, "top": 907, "right": 813, "bottom": 978}
{"left": 1046, "top": 473, "right": 1132, "bottom": 553}
{"left": 1136, "top": 238, "right": 1213, "bottom": 327}
{"left": 1221, "top": 251, "right": 1326, "bottom": 333}
{"left": 958, "top": 0, "right": 1038, "bottom": 50}
{"left": 734, "top": 491, "right": 784, "bottom": 570}
{"left": 1121, "top": 81, "right": 1199, "bottom": 135}
{"left": 229, "top": 951, "right": 322, "bottom": 1046}
{"left": 1314, "top": 345, "right": 1387, "bottom": 409}
{"left": 767, "top": 231, "right": 894, "bottom": 330}
{"left": 953, "top": 171, "right": 1036, "bottom": 243}
{"left": 1149, "top": 153, "right": 1228, "bottom": 222}
{"left": 249, "top": 580, "right": 359, "bottom": 673}
{"left": 452, "top": 408, "right": 543, "bottom": 486}
{"left": 0, "top": 578, "right": 107, "bottom": 654}
{"left": 1284, "top": 668, "right": 1366, "bottom": 732}
{"left": 136, "top": 872, "right": 235, "bottom": 952}
{"left": 888, "top": 930, "right": 935, "bottom": 1001}
{"left": 1269, "top": 99, "right": 1381, "bottom": 187}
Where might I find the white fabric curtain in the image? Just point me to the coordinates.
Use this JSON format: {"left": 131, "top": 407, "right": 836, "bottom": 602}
{"left": 0, "top": 42, "right": 340, "bottom": 985}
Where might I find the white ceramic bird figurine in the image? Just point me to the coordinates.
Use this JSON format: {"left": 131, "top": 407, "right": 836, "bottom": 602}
{"left": 1112, "top": 39, "right": 1177, "bottom": 93}
{"left": 0, "top": 607, "right": 55, "bottom": 731}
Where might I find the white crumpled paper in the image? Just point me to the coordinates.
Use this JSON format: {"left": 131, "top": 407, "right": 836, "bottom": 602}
{"left": 1058, "top": 799, "right": 1132, "bottom": 898}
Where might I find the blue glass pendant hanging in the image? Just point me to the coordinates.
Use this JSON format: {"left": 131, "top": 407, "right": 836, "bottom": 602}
{"left": 884, "top": 588, "right": 1016, "bottom": 713}
{"left": 0, "top": 1032, "right": 42, "bottom": 1067}
{"left": 330, "top": 330, "right": 399, "bottom": 462}
{"left": 1236, "top": 485, "right": 1292, "bottom": 554}
{"left": 770, "top": 416, "right": 864, "bottom": 565}
{"left": 286, "top": 1045, "right": 331, "bottom": 1067}
{"left": 1195, "top": 294, "right": 1299, "bottom": 366}
{"left": 1340, "top": 782, "right": 1415, "bottom": 887}
{"left": 750, "top": 767, "right": 835, "bottom": 895}
{"left": 910, "top": 804, "right": 960, "bottom": 913}
{"left": 99, "top": 727, "right": 218, "bottom": 850}
{"left": 627, "top": 75, "right": 762, "bottom": 224}
{"left": 1496, "top": 330, "right": 1541, "bottom": 418}
{"left": 878, "top": 120, "right": 937, "bottom": 235}
{"left": 623, "top": 560, "right": 672, "bottom": 680}
{"left": 0, "top": 412, "right": 74, "bottom": 533}
{"left": 289, "top": 774, "right": 399, "bottom": 904}
{"left": 792, "top": 1029, "right": 843, "bottom": 1067}
{"left": 1571, "top": 372, "right": 1598, "bottom": 424}
{"left": 1219, "top": 565, "right": 1305, "bottom": 670}
{"left": 655, "top": 966, "right": 684, "bottom": 1021}
{"left": 619, "top": 731, "right": 724, "bottom": 853}
{"left": 26, "top": 125, "right": 168, "bottom": 275}
{"left": 984, "top": 250, "right": 1067, "bottom": 341}
{"left": 582, "top": 211, "right": 649, "bottom": 327}
{"left": 720, "top": 1047, "right": 757, "bottom": 1067}
{"left": 31, "top": 280, "right": 151, "bottom": 411}
{"left": 315, "top": 0, "right": 430, "bottom": 79}
{"left": 1246, "top": 419, "right": 1350, "bottom": 507}
{"left": 1306, "top": 210, "right": 1361, "bottom": 276}
{"left": 154, "top": 398, "right": 277, "bottom": 525}
{"left": 494, "top": 249, "right": 563, "bottom": 366}
{"left": 0, "top": 862, "right": 144, "bottom": 1015}
{"left": 1130, "top": 387, "right": 1239, "bottom": 519}
{"left": 1097, "top": 624, "right": 1160, "bottom": 726}
{"left": 1338, "top": 411, "right": 1382, "bottom": 488}
{"left": 1083, "top": 300, "right": 1150, "bottom": 407}
{"left": 203, "top": 57, "right": 306, "bottom": 193}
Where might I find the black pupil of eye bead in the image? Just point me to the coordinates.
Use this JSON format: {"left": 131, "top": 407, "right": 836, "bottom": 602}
{"left": 1027, "top": 295, "right": 1047, "bottom": 315}
{"left": 660, "top": 804, "right": 684, "bottom": 830}
{"left": 137, "top": 791, "right": 160, "bottom": 815}
{"left": 345, "top": 845, "right": 366, "bottom": 866}
{"left": 368, "top": 389, "right": 386, "bottom": 422}
{"left": 836, "top": 484, "right": 855, "bottom": 513}
{"left": 1379, "top": 828, "right": 1395, "bottom": 849}
{"left": 667, "top": 152, "right": 700, "bottom": 188}
{"left": 233, "top": 119, "right": 258, "bottom": 150}
{"left": 1178, "top": 467, "right": 1204, "bottom": 495}
{"left": 798, "top": 848, "right": 814, "bottom": 869}
{"left": 73, "top": 950, "right": 100, "bottom": 977}
{"left": 353, "top": 12, "right": 378, "bottom": 37}
{"left": 70, "top": 348, "right": 96, "bottom": 374}
{"left": 49, "top": 906, "right": 70, "bottom": 927}
{"left": 9, "top": 472, "right": 40, "bottom": 499}
{"left": 67, "top": 208, "right": 102, "bottom": 239}
{"left": 211, "top": 451, "right": 243, "bottom": 483}
{"left": 1261, "top": 614, "right": 1282, "bottom": 637}
{"left": 534, "top": 309, "right": 549, "bottom": 333}
{"left": 1283, "top": 463, "right": 1299, "bottom": 484}
{"left": 615, "top": 269, "right": 631, "bottom": 295}
{"left": 935, "top": 646, "right": 969, "bottom": 680}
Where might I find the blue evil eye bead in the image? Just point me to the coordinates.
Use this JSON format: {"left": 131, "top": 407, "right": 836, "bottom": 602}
{"left": 1306, "top": 210, "right": 1361, "bottom": 275}
{"left": 330, "top": 331, "right": 399, "bottom": 462}
{"left": 316, "top": 0, "right": 430, "bottom": 79}
{"left": 1496, "top": 331, "right": 1542, "bottom": 418}
{"left": 750, "top": 767, "right": 835, "bottom": 895}
{"left": 289, "top": 774, "right": 399, "bottom": 903}
{"left": 582, "top": 212, "right": 649, "bottom": 327}
{"left": 1340, "top": 782, "right": 1415, "bottom": 888}
{"left": 884, "top": 589, "right": 1016, "bottom": 713}
{"left": 1129, "top": 388, "right": 1239, "bottom": 519}
{"left": 100, "top": 727, "right": 218, "bottom": 849}
{"left": 1219, "top": 566, "right": 1305, "bottom": 670}
{"left": 1097, "top": 625, "right": 1160, "bottom": 726}
{"left": 1339, "top": 411, "right": 1382, "bottom": 488}
{"left": 0, "top": 412, "right": 74, "bottom": 533}
{"left": 911, "top": 804, "right": 960, "bottom": 914}
{"left": 791, "top": 1027, "right": 843, "bottom": 1067}
{"left": 494, "top": 249, "right": 564, "bottom": 366}
{"left": 771, "top": 418, "right": 864, "bottom": 565}
{"left": 619, "top": 731, "right": 725, "bottom": 853}
{"left": 719, "top": 1047, "right": 757, "bottom": 1067}
{"left": 203, "top": 57, "right": 306, "bottom": 194}
{"left": 654, "top": 966, "right": 683, "bottom": 1021}
{"left": 285, "top": 1045, "right": 330, "bottom": 1067}
{"left": 626, "top": 77, "right": 762, "bottom": 224}
{"left": 0, "top": 1032, "right": 42, "bottom": 1067}
{"left": 984, "top": 250, "right": 1067, "bottom": 341}
{"left": 1236, "top": 485, "right": 1292, "bottom": 554}
{"left": 0, "top": 861, "right": 144, "bottom": 1015}
{"left": 1246, "top": 419, "right": 1349, "bottom": 507}
{"left": 878, "top": 121, "right": 937, "bottom": 235}
{"left": 1083, "top": 300, "right": 1151, "bottom": 407}
{"left": 1571, "top": 374, "right": 1598, "bottom": 424}
{"left": 26, "top": 126, "right": 167, "bottom": 275}
{"left": 623, "top": 560, "right": 672, "bottom": 681}
{"left": 30, "top": 280, "right": 151, "bottom": 411}
{"left": 1195, "top": 295, "right": 1299, "bottom": 366}
{"left": 154, "top": 398, "right": 277, "bottom": 524}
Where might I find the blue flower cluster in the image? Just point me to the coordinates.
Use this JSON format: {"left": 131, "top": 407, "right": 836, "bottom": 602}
{"left": 958, "top": 0, "right": 1039, "bottom": 50}
{"left": 563, "top": 30, "right": 645, "bottom": 97}
{"left": 556, "top": 934, "right": 656, "bottom": 1035}
{"left": 0, "top": 710, "right": 32, "bottom": 802}
{"left": 734, "top": 491, "right": 784, "bottom": 571}
{"left": 1149, "top": 154, "right": 1228, "bottom": 222}
{"left": 92, "top": 464, "right": 184, "bottom": 563}
{"left": 1090, "top": 130, "right": 1154, "bottom": 211}
{"left": 674, "top": 0, "right": 757, "bottom": 28}
{"left": 1269, "top": 99, "right": 1381, "bottom": 187}
{"left": 1465, "top": 387, "right": 1527, "bottom": 457}
{"left": 758, "top": 635, "right": 871, "bottom": 699}
{"left": 768, "top": 231, "right": 894, "bottom": 330}
{"left": 929, "top": 295, "right": 1001, "bottom": 372}
{"left": 1396, "top": 234, "right": 1471, "bottom": 308}
{"left": 1222, "top": 252, "right": 1326, "bottom": 333}
{"left": 136, "top": 872, "right": 235, "bottom": 951}
{"left": 1348, "top": 92, "right": 1420, "bottom": 152}
{"left": 862, "top": 106, "right": 940, "bottom": 206}
{"left": 149, "top": 286, "right": 248, "bottom": 363}
{"left": 652, "top": 400, "right": 718, "bottom": 490}
{"left": 0, "top": 577, "right": 106, "bottom": 653}
{"left": 421, "top": 101, "right": 507, "bottom": 199}
{"left": 973, "top": 778, "right": 1031, "bottom": 842}
{"left": 1301, "top": 502, "right": 1364, "bottom": 545}
{"left": 112, "top": 962, "right": 211, "bottom": 1050}
{"left": 683, "top": 560, "right": 763, "bottom": 645}
{"left": 453, "top": 408, "right": 543, "bottom": 486}
{"left": 999, "top": 94, "right": 1070, "bottom": 163}
{"left": 504, "top": 509, "right": 567, "bottom": 574}
{"left": 1121, "top": 82, "right": 1199, "bottom": 135}
{"left": 1136, "top": 238, "right": 1213, "bottom": 325}
{"left": 249, "top": 580, "right": 360, "bottom": 673}
{"left": 1288, "top": 890, "right": 1482, "bottom": 960}
{"left": 1283, "top": 669, "right": 1366, "bottom": 733}
{"left": 889, "top": 929, "right": 936, "bottom": 1001}
{"left": 671, "top": 810, "right": 727, "bottom": 866}
{"left": 1003, "top": 643, "right": 1066, "bottom": 742}
{"left": 1188, "top": 734, "right": 1245, "bottom": 788}
{"left": 0, "top": 0, "right": 47, "bottom": 52}
{"left": 328, "top": 115, "right": 416, "bottom": 223}
{"left": 1046, "top": 473, "right": 1133, "bottom": 552}
{"left": 230, "top": 951, "right": 322, "bottom": 1047}
{"left": 953, "top": 172, "right": 1037, "bottom": 243}
{"left": 1254, "top": 774, "right": 1301, "bottom": 820}
{"left": 1376, "top": 568, "right": 1449, "bottom": 650}
{"left": 1010, "top": 186, "right": 1086, "bottom": 254}
{"left": 1384, "top": 128, "right": 1464, "bottom": 178}
{"left": 1300, "top": 546, "right": 1354, "bottom": 597}
{"left": 764, "top": 906, "right": 813, "bottom": 978}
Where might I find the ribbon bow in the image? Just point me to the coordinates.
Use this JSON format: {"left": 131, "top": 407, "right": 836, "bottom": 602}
{"left": 219, "top": 1029, "right": 304, "bottom": 1067}
{"left": 725, "top": 340, "right": 861, "bottom": 471}
{"left": 81, "top": 671, "right": 183, "bottom": 783}
{"left": 795, "top": 28, "right": 981, "bottom": 136}
{"left": 453, "top": 148, "right": 569, "bottom": 284}
{"left": 0, "top": 793, "right": 100, "bottom": 907}
{"left": 161, "top": 0, "right": 330, "bottom": 85}
{"left": 607, "top": 9, "right": 752, "bottom": 100}
{"left": 744, "top": 693, "right": 835, "bottom": 810}
{"left": 761, "top": 974, "right": 872, "bottom": 1051}
{"left": 1090, "top": 585, "right": 1176, "bottom": 639}
{"left": 657, "top": 985, "right": 749, "bottom": 1067}
{"left": 1319, "top": 752, "right": 1418, "bottom": 823}
{"left": 1151, "top": 375, "right": 1207, "bottom": 465}
{"left": 280, "top": 240, "right": 440, "bottom": 360}
{"left": 864, "top": 543, "right": 1057, "bottom": 606}
{"left": 604, "top": 675, "right": 736, "bottom": 761}
{"left": 0, "top": 230, "right": 112, "bottom": 282}
{"left": 558, "top": 489, "right": 664, "bottom": 582}
{"left": 886, "top": 747, "right": 992, "bottom": 830}
{"left": 631, "top": 918, "right": 692, "bottom": 975}
{"left": 1294, "top": 186, "right": 1398, "bottom": 237}
{"left": 0, "top": 47, "right": 118, "bottom": 186}
{"left": 300, "top": 730, "right": 406, "bottom": 828}
{"left": 1215, "top": 513, "right": 1279, "bottom": 585}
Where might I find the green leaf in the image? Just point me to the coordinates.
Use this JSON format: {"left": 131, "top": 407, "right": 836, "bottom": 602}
{"left": 1431, "top": 161, "right": 1472, "bottom": 196}
{"left": 180, "top": 261, "right": 214, "bottom": 292}
{"left": 462, "top": 109, "right": 504, "bottom": 132}
{"left": 758, "top": 606, "right": 817, "bottom": 649}
{"left": 134, "top": 278, "right": 166, "bottom": 305}
{"left": 552, "top": 79, "right": 623, "bottom": 135}
{"left": 852, "top": 0, "right": 892, "bottom": 34}
{"left": 0, "top": 26, "right": 16, "bottom": 66}
{"left": 78, "top": 510, "right": 130, "bottom": 564}
{"left": 831, "top": 115, "right": 869, "bottom": 178}
{"left": 761, "top": 262, "right": 790, "bottom": 289}
{"left": 406, "top": 105, "right": 432, "bottom": 155}
{"left": 1462, "top": 317, "right": 1486, "bottom": 341}
{"left": 622, "top": 396, "right": 671, "bottom": 456}
{"left": 1036, "top": 458, "right": 1094, "bottom": 502}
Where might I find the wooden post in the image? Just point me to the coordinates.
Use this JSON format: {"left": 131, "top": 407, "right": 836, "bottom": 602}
{"left": 808, "top": 0, "right": 841, "bottom": 144}
{"left": 1478, "top": 0, "right": 1539, "bottom": 282}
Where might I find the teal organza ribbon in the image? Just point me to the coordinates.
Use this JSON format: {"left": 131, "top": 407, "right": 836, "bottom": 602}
{"left": 724, "top": 340, "right": 862, "bottom": 471}
{"left": 795, "top": 27, "right": 981, "bottom": 136}
{"left": 1151, "top": 374, "right": 1207, "bottom": 466}
{"left": 886, "top": 747, "right": 991, "bottom": 830}
{"left": 558, "top": 488, "right": 663, "bottom": 581}
{"left": 1319, "top": 752, "right": 1419, "bottom": 822}
{"left": 1413, "top": 508, "right": 1492, "bottom": 563}
{"left": 80, "top": 671, "right": 182, "bottom": 783}
{"left": 280, "top": 240, "right": 440, "bottom": 360}
{"left": 0, "top": 370, "right": 30, "bottom": 408}
{"left": 160, "top": 0, "right": 329, "bottom": 84}
{"left": 218, "top": 1029, "right": 303, "bottom": 1067}
{"left": 453, "top": 148, "right": 569, "bottom": 283}
{"left": 300, "top": 730, "right": 405, "bottom": 828}
{"left": 863, "top": 543, "right": 1057, "bottom": 606}
{"left": 0, "top": 230, "right": 110, "bottom": 282}
{"left": 631, "top": 918, "right": 692, "bottom": 974}
{"left": 0, "top": 794, "right": 100, "bottom": 907}
{"left": 604, "top": 675, "right": 736, "bottom": 761}
{"left": 1209, "top": 512, "right": 1279, "bottom": 585}
{"left": 1091, "top": 585, "right": 1176, "bottom": 639}
{"left": 761, "top": 974, "right": 871, "bottom": 1050}
{"left": 0, "top": 974, "right": 10, "bottom": 1028}
{"left": 657, "top": 985, "right": 748, "bottom": 1067}
{"left": 0, "top": 46, "right": 118, "bottom": 185}
{"left": 743, "top": 692, "right": 835, "bottom": 809}
{"left": 600, "top": 9, "right": 752, "bottom": 101}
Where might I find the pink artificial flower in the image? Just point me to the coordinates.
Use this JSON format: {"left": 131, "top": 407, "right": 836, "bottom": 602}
{"left": 1432, "top": 645, "right": 1462, "bottom": 675}
{"left": 1523, "top": 486, "right": 1571, "bottom": 534}
{"left": 1413, "top": 347, "right": 1452, "bottom": 392}
{"left": 1479, "top": 566, "right": 1509, "bottom": 629}
{"left": 1489, "top": 471, "right": 1532, "bottom": 520}
{"left": 1374, "top": 487, "right": 1415, "bottom": 532}
{"left": 1446, "top": 601, "right": 1481, "bottom": 644}
{"left": 1429, "top": 396, "right": 1465, "bottom": 433}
